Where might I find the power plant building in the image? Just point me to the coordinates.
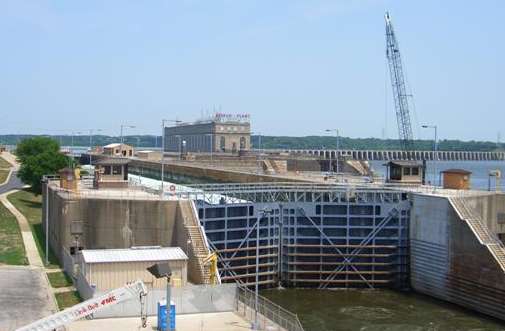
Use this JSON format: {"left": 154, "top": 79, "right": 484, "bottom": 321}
{"left": 164, "top": 114, "right": 251, "bottom": 153}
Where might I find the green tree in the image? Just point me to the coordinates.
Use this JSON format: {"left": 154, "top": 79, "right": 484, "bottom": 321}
{"left": 17, "top": 137, "right": 72, "bottom": 193}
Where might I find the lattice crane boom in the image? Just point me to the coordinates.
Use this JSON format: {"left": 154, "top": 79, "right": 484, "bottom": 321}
{"left": 385, "top": 11, "right": 415, "bottom": 150}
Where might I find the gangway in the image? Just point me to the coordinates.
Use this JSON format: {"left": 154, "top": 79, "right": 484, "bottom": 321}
{"left": 16, "top": 280, "right": 147, "bottom": 331}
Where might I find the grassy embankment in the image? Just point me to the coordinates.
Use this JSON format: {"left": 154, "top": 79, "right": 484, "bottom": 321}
{"left": 7, "top": 189, "right": 59, "bottom": 268}
{"left": 0, "top": 202, "right": 27, "bottom": 265}
{"left": 0, "top": 156, "right": 12, "bottom": 184}
{"left": 55, "top": 291, "right": 83, "bottom": 310}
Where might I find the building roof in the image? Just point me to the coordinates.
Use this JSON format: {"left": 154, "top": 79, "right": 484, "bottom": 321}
{"left": 385, "top": 161, "right": 423, "bottom": 167}
{"left": 103, "top": 143, "right": 132, "bottom": 148}
{"left": 441, "top": 168, "right": 472, "bottom": 175}
{"left": 94, "top": 158, "right": 130, "bottom": 165}
{"left": 82, "top": 247, "right": 188, "bottom": 264}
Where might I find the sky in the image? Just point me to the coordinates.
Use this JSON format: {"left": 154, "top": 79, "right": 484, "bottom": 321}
{"left": 0, "top": 0, "right": 503, "bottom": 141}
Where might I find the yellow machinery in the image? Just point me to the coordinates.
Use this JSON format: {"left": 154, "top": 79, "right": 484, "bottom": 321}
{"left": 203, "top": 252, "right": 219, "bottom": 285}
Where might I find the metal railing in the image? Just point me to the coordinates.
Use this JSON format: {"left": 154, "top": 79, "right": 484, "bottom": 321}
{"left": 235, "top": 285, "right": 305, "bottom": 331}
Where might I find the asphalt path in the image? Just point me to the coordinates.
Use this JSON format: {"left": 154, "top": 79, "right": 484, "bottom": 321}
{"left": 0, "top": 171, "right": 24, "bottom": 194}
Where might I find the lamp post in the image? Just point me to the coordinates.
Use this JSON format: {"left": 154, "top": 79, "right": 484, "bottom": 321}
{"left": 88, "top": 129, "right": 102, "bottom": 165}
{"left": 120, "top": 125, "right": 135, "bottom": 157}
{"left": 325, "top": 129, "right": 340, "bottom": 175}
{"left": 160, "top": 120, "right": 182, "bottom": 196}
{"left": 254, "top": 207, "right": 273, "bottom": 330}
{"left": 147, "top": 263, "right": 173, "bottom": 331}
{"left": 206, "top": 134, "right": 213, "bottom": 163}
{"left": 422, "top": 125, "right": 438, "bottom": 186}
{"left": 251, "top": 132, "right": 262, "bottom": 174}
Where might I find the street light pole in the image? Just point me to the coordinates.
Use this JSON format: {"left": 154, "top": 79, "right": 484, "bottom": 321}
{"left": 161, "top": 120, "right": 167, "bottom": 197}
{"left": 325, "top": 129, "right": 340, "bottom": 175}
{"left": 255, "top": 208, "right": 273, "bottom": 330}
{"left": 120, "top": 124, "right": 135, "bottom": 157}
{"left": 422, "top": 125, "right": 438, "bottom": 186}
{"left": 89, "top": 129, "right": 102, "bottom": 165}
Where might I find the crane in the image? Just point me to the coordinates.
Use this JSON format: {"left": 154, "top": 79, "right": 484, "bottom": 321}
{"left": 385, "top": 11, "right": 415, "bottom": 150}
{"left": 16, "top": 280, "right": 148, "bottom": 331}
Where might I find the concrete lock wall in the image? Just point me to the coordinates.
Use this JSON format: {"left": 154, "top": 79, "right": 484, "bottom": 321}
{"left": 43, "top": 184, "right": 211, "bottom": 286}
{"left": 410, "top": 193, "right": 505, "bottom": 320}
{"left": 43, "top": 185, "right": 205, "bottom": 279}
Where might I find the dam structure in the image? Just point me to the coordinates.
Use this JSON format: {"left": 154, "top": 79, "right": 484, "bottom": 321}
{"left": 279, "top": 149, "right": 505, "bottom": 161}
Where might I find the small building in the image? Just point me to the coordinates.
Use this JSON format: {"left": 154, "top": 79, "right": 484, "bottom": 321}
{"left": 59, "top": 167, "right": 80, "bottom": 191}
{"left": 137, "top": 150, "right": 161, "bottom": 160}
{"left": 103, "top": 143, "right": 134, "bottom": 157}
{"left": 93, "top": 158, "right": 129, "bottom": 189}
{"left": 442, "top": 169, "right": 472, "bottom": 190}
{"left": 385, "top": 161, "right": 424, "bottom": 184}
{"left": 80, "top": 247, "right": 188, "bottom": 291}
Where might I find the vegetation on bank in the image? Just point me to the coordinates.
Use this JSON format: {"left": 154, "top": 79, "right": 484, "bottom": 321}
{"left": 7, "top": 189, "right": 59, "bottom": 268}
{"left": 0, "top": 169, "right": 9, "bottom": 185}
{"left": 47, "top": 271, "right": 73, "bottom": 288}
{"left": 55, "top": 291, "right": 82, "bottom": 310}
{"left": 16, "top": 137, "right": 73, "bottom": 194}
{"left": 0, "top": 202, "right": 27, "bottom": 265}
{"left": 0, "top": 156, "right": 12, "bottom": 168}
{"left": 1, "top": 134, "right": 503, "bottom": 152}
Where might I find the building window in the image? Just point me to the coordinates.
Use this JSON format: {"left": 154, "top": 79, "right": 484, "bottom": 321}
{"left": 112, "top": 165, "right": 122, "bottom": 175}
{"left": 403, "top": 167, "right": 411, "bottom": 176}
{"left": 102, "top": 166, "right": 111, "bottom": 175}
{"left": 240, "top": 136, "right": 246, "bottom": 149}
{"left": 220, "top": 136, "right": 226, "bottom": 151}
{"left": 411, "top": 167, "right": 419, "bottom": 175}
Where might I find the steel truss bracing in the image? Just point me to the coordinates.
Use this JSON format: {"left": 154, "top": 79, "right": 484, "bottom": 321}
{"left": 385, "top": 11, "right": 415, "bottom": 150}
{"left": 189, "top": 183, "right": 410, "bottom": 289}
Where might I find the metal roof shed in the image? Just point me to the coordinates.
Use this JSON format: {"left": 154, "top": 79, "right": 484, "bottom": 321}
{"left": 80, "top": 247, "right": 188, "bottom": 291}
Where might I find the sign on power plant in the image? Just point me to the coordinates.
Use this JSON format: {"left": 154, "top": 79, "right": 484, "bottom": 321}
{"left": 214, "top": 113, "right": 250, "bottom": 123}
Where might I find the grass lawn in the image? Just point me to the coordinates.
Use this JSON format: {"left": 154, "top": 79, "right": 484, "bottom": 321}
{"left": 0, "top": 156, "right": 12, "bottom": 168}
{"left": 0, "top": 169, "right": 9, "bottom": 185}
{"left": 55, "top": 291, "right": 82, "bottom": 310}
{"left": 7, "top": 189, "right": 60, "bottom": 268}
{"left": 47, "top": 271, "right": 73, "bottom": 288}
{"left": 0, "top": 202, "right": 27, "bottom": 265}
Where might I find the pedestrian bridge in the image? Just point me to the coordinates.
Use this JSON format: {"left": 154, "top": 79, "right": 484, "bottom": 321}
{"left": 280, "top": 149, "right": 505, "bottom": 161}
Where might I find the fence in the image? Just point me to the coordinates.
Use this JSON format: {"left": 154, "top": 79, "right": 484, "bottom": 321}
{"left": 235, "top": 285, "right": 305, "bottom": 331}
{"left": 86, "top": 283, "right": 237, "bottom": 319}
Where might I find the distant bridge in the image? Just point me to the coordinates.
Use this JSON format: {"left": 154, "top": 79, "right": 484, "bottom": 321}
{"left": 278, "top": 149, "right": 505, "bottom": 161}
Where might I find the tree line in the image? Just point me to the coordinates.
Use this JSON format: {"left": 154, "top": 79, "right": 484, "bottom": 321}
{"left": 1, "top": 134, "right": 503, "bottom": 152}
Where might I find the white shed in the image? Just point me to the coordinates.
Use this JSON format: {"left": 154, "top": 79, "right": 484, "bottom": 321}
{"left": 80, "top": 246, "right": 188, "bottom": 291}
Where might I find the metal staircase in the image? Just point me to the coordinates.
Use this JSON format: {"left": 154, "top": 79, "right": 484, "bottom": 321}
{"left": 449, "top": 197, "right": 505, "bottom": 272}
{"left": 179, "top": 201, "right": 213, "bottom": 284}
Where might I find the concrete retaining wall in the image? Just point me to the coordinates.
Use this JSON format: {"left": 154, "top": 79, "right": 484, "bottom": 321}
{"left": 410, "top": 193, "right": 505, "bottom": 320}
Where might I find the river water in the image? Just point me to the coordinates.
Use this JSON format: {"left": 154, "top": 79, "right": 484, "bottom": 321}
{"left": 262, "top": 288, "right": 505, "bottom": 331}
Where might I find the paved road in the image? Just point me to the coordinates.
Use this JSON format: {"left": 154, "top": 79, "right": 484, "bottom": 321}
{"left": 0, "top": 267, "right": 55, "bottom": 331}
{"left": 0, "top": 171, "right": 24, "bottom": 194}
